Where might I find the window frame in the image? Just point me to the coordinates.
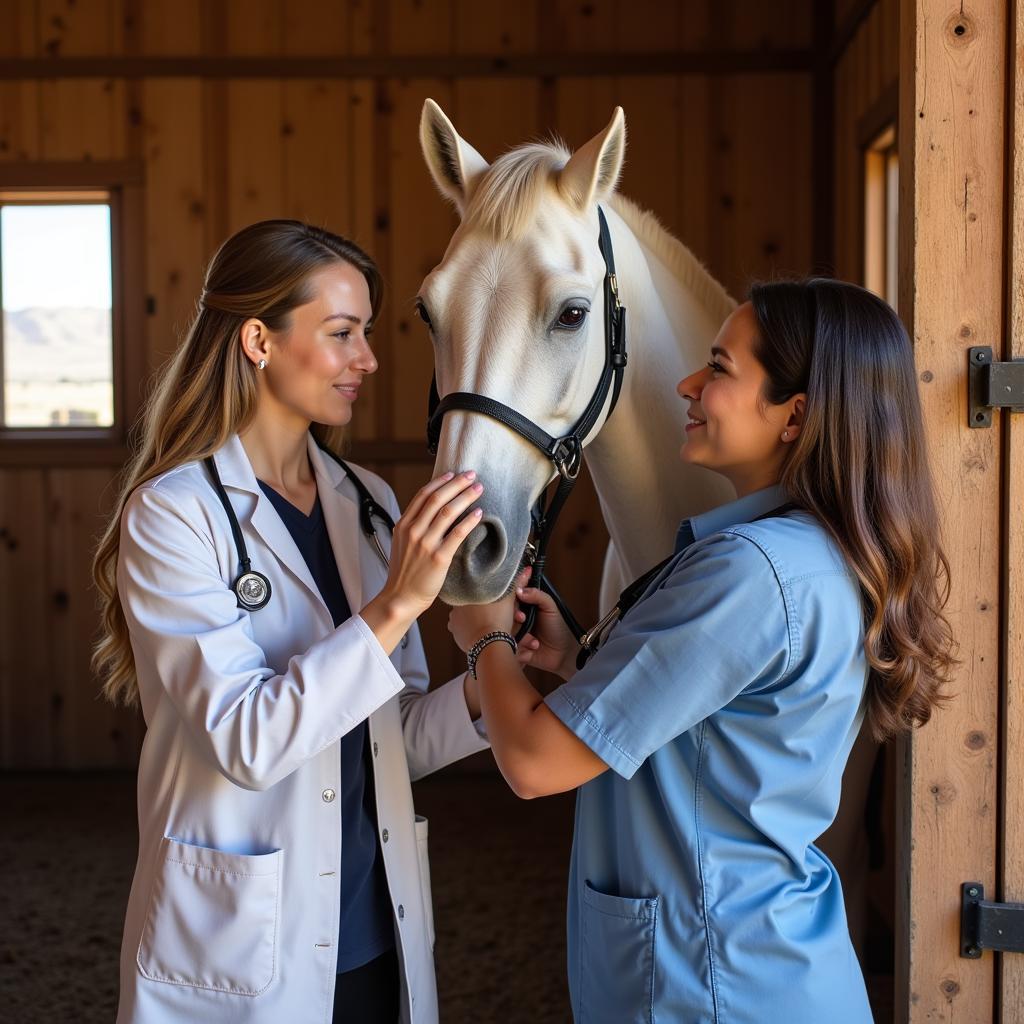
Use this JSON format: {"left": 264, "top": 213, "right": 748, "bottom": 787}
{"left": 0, "top": 160, "right": 144, "bottom": 467}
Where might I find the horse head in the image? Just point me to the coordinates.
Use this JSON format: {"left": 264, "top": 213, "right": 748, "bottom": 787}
{"left": 418, "top": 98, "right": 627, "bottom": 605}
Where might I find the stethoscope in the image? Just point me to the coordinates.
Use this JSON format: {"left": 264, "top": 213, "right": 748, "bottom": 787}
{"left": 202, "top": 441, "right": 395, "bottom": 612}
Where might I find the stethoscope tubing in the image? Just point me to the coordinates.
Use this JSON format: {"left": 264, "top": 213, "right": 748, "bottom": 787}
{"left": 202, "top": 443, "right": 394, "bottom": 611}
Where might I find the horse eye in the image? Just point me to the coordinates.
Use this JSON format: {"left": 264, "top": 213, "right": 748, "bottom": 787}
{"left": 557, "top": 306, "right": 588, "bottom": 330}
{"left": 415, "top": 301, "right": 433, "bottom": 329}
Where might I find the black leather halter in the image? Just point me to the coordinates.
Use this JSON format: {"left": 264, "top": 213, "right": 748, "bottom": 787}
{"left": 425, "top": 207, "right": 628, "bottom": 641}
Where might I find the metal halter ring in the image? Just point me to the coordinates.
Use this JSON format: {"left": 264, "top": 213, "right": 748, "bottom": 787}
{"left": 550, "top": 436, "right": 583, "bottom": 480}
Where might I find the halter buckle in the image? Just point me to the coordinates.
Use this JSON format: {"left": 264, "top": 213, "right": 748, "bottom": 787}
{"left": 607, "top": 272, "right": 622, "bottom": 310}
{"left": 550, "top": 436, "right": 582, "bottom": 480}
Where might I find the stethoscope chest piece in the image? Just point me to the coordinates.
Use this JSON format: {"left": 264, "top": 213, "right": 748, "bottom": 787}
{"left": 234, "top": 569, "right": 272, "bottom": 611}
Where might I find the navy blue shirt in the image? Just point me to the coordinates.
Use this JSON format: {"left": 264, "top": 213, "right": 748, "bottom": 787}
{"left": 258, "top": 481, "right": 394, "bottom": 972}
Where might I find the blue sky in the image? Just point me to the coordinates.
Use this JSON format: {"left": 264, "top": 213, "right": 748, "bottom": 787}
{"left": 1, "top": 204, "right": 112, "bottom": 311}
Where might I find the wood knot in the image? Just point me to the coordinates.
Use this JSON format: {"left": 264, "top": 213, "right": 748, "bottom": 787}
{"left": 920, "top": 370, "right": 934, "bottom": 383}
{"left": 941, "top": 978, "right": 960, "bottom": 998}
{"left": 946, "top": 12, "right": 974, "bottom": 46}
{"left": 965, "top": 731, "right": 986, "bottom": 751}
{"left": 929, "top": 779, "right": 956, "bottom": 804}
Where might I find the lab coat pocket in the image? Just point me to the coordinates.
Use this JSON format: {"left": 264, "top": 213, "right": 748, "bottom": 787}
{"left": 414, "top": 815, "right": 435, "bottom": 950}
{"left": 579, "top": 879, "right": 659, "bottom": 1024}
{"left": 137, "top": 836, "right": 281, "bottom": 995}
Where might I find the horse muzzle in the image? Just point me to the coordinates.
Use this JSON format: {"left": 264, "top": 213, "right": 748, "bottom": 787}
{"left": 440, "top": 500, "right": 531, "bottom": 605}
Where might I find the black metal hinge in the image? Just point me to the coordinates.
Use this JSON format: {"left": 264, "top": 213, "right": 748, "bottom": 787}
{"left": 960, "top": 882, "right": 1024, "bottom": 957}
{"left": 968, "top": 347, "right": 1024, "bottom": 428}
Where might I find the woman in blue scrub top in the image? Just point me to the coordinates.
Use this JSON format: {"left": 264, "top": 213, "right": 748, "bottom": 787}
{"left": 449, "top": 279, "right": 956, "bottom": 1024}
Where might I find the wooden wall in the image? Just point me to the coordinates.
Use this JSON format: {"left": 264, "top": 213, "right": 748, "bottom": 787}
{"left": 833, "top": 0, "right": 900, "bottom": 281}
{"left": 0, "top": 0, "right": 818, "bottom": 768}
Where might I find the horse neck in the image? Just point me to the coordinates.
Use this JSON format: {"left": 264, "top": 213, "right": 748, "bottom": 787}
{"left": 583, "top": 206, "right": 736, "bottom": 584}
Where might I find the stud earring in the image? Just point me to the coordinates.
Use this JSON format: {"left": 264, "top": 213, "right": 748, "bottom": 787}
{"left": 782, "top": 431, "right": 789, "bottom": 440}
{"left": 257, "top": 359, "right": 267, "bottom": 370}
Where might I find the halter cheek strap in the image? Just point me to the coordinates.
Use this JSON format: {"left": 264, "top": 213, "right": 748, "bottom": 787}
{"left": 424, "top": 206, "right": 628, "bottom": 642}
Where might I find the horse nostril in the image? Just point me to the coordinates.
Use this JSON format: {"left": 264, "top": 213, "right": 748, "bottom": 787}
{"left": 463, "top": 515, "right": 508, "bottom": 576}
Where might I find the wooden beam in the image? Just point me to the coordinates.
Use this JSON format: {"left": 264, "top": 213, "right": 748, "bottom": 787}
{"left": 831, "top": 0, "right": 880, "bottom": 66}
{"left": 812, "top": 0, "right": 836, "bottom": 273}
{"left": 0, "top": 51, "right": 815, "bottom": 80}
{"left": 1000, "top": 0, "right": 1024, "bottom": 1019}
{"left": 896, "top": 0, "right": 1005, "bottom": 1020}
{"left": 0, "top": 160, "right": 144, "bottom": 187}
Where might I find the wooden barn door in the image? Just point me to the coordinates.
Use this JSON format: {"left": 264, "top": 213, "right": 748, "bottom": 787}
{"left": 899, "top": 1, "right": 1024, "bottom": 1021}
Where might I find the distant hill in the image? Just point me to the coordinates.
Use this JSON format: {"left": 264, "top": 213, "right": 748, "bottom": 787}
{"left": 4, "top": 306, "right": 112, "bottom": 383}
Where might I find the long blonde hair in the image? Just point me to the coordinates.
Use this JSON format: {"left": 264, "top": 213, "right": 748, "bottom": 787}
{"left": 93, "top": 220, "right": 383, "bottom": 707}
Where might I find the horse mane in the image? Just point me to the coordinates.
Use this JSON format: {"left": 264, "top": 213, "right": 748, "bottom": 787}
{"left": 464, "top": 140, "right": 736, "bottom": 321}
{"left": 608, "top": 194, "right": 737, "bottom": 322}
{"left": 464, "top": 140, "right": 572, "bottom": 240}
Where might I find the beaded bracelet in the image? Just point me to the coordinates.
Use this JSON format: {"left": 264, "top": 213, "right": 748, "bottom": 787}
{"left": 467, "top": 631, "right": 518, "bottom": 679}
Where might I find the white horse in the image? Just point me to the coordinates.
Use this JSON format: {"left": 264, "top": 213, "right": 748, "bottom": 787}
{"left": 416, "top": 99, "right": 872, "bottom": 950}
{"left": 417, "top": 99, "right": 735, "bottom": 611}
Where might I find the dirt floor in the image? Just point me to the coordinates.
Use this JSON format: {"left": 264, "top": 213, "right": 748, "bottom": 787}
{"left": 1, "top": 766, "right": 893, "bottom": 1023}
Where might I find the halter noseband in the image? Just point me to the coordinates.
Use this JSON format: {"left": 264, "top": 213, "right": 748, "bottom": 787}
{"left": 425, "top": 206, "right": 628, "bottom": 641}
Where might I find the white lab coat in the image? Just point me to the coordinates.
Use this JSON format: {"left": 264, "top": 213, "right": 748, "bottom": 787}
{"left": 114, "top": 434, "right": 488, "bottom": 1024}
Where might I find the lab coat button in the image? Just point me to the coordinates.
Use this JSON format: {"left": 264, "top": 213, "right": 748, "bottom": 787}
{"left": 398, "top": 904, "right": 405, "bottom": 920}
{"left": 401, "top": 634, "right": 409, "bottom": 649}
{"left": 322, "top": 788, "right": 335, "bottom": 803}
{"left": 382, "top": 828, "right": 389, "bottom": 843}
{"left": 373, "top": 742, "right": 379, "bottom": 757}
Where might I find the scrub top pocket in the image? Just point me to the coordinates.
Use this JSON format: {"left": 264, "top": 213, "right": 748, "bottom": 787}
{"left": 136, "top": 836, "right": 281, "bottom": 995}
{"left": 579, "top": 879, "right": 659, "bottom": 1024}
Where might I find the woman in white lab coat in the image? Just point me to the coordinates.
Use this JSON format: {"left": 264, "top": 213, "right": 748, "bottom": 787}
{"left": 92, "top": 220, "right": 489, "bottom": 1024}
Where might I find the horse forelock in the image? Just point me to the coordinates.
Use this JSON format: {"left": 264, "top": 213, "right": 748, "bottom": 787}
{"left": 463, "top": 140, "right": 572, "bottom": 240}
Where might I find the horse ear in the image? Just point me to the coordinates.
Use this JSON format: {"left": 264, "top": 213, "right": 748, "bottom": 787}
{"left": 558, "top": 107, "right": 627, "bottom": 211}
{"left": 419, "top": 98, "right": 489, "bottom": 216}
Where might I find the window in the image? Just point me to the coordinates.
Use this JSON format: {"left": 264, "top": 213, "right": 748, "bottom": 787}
{"left": 864, "top": 126, "right": 898, "bottom": 312}
{"left": 0, "top": 191, "right": 115, "bottom": 429}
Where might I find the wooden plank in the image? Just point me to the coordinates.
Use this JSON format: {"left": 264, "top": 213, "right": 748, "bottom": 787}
{"left": 614, "top": 76, "right": 680, "bottom": 229}
{"left": 347, "top": 78, "right": 381, "bottom": 444}
{"left": 454, "top": 0, "right": 538, "bottom": 54}
{"left": 0, "top": 470, "right": 51, "bottom": 767}
{"left": 224, "top": 0, "right": 283, "bottom": 56}
{"left": 675, "top": 76, "right": 713, "bottom": 274}
{"left": 389, "top": 0, "right": 453, "bottom": 55}
{"left": 724, "top": 0, "right": 814, "bottom": 50}
{"left": 610, "top": 0, "right": 679, "bottom": 53}
{"left": 38, "top": 78, "right": 127, "bottom": 160}
{"left": 896, "top": 0, "right": 1004, "bottom": 1019}
{"left": 282, "top": 80, "right": 350, "bottom": 226}
{"left": 47, "top": 468, "right": 142, "bottom": 767}
{"left": 731, "top": 73, "right": 813, "bottom": 286}
{"left": 1001, "top": 3, "right": 1024, "bottom": 1017}
{"left": 225, "top": 80, "right": 286, "bottom": 235}
{"left": 140, "top": 0, "right": 202, "bottom": 55}
{"left": 452, "top": 78, "right": 539, "bottom": 166}
{"left": 141, "top": 78, "right": 206, "bottom": 374}
{"left": 553, "top": 77, "right": 618, "bottom": 156}
{"left": 0, "top": 0, "right": 40, "bottom": 56}
{"left": 551, "top": 0, "right": 614, "bottom": 52}
{"left": 0, "top": 52, "right": 818, "bottom": 79}
{"left": 0, "top": 82, "right": 41, "bottom": 161}
{"left": 283, "top": 0, "right": 348, "bottom": 55}
{"left": 385, "top": 78, "right": 456, "bottom": 441}
{"left": 37, "top": 0, "right": 122, "bottom": 56}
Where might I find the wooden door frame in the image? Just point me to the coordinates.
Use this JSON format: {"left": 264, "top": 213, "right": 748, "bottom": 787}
{"left": 897, "top": 1, "right": 1010, "bottom": 1020}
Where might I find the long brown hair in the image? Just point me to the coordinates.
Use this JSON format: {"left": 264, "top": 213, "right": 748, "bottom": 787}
{"left": 93, "top": 220, "right": 383, "bottom": 707}
{"left": 749, "top": 278, "right": 956, "bottom": 741}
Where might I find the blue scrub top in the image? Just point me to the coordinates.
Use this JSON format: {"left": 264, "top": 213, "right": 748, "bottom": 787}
{"left": 545, "top": 485, "right": 874, "bottom": 1024}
